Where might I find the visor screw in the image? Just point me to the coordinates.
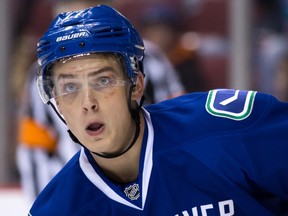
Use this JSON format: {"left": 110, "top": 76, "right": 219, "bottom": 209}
{"left": 79, "top": 42, "right": 85, "bottom": 48}
{"left": 60, "top": 46, "right": 66, "bottom": 52}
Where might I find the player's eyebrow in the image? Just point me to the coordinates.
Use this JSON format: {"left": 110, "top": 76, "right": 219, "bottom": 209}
{"left": 87, "top": 66, "right": 117, "bottom": 78}
{"left": 56, "top": 73, "right": 75, "bottom": 81}
{"left": 56, "top": 66, "right": 117, "bottom": 81}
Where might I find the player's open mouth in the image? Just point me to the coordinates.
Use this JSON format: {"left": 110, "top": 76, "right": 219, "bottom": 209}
{"left": 86, "top": 123, "right": 104, "bottom": 135}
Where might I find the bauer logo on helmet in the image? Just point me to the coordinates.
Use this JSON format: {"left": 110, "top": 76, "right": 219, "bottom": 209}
{"left": 56, "top": 32, "right": 89, "bottom": 42}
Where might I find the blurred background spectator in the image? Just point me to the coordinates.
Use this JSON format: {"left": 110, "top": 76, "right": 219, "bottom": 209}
{"left": 10, "top": 0, "right": 54, "bottom": 103}
{"left": 139, "top": 6, "right": 208, "bottom": 93}
{"left": 113, "top": 0, "right": 230, "bottom": 91}
{"left": 252, "top": 0, "right": 288, "bottom": 95}
{"left": 273, "top": 52, "right": 288, "bottom": 101}
{"left": 142, "top": 39, "right": 185, "bottom": 104}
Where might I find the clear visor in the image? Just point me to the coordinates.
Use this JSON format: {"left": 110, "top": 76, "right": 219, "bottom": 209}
{"left": 36, "top": 53, "right": 130, "bottom": 103}
{"left": 37, "top": 75, "right": 129, "bottom": 103}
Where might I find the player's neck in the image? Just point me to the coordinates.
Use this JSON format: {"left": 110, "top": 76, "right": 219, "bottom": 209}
{"left": 93, "top": 112, "right": 145, "bottom": 184}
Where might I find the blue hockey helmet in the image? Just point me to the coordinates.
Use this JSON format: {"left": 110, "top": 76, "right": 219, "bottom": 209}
{"left": 37, "top": 5, "right": 145, "bottom": 103}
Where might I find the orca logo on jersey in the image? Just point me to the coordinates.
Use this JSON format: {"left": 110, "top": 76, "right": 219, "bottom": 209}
{"left": 205, "top": 89, "right": 256, "bottom": 120}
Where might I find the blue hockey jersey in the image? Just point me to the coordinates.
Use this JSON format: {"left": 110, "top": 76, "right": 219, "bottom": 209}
{"left": 29, "top": 89, "right": 288, "bottom": 216}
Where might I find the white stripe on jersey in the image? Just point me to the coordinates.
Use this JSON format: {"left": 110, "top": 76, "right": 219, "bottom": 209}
{"left": 79, "top": 108, "right": 154, "bottom": 210}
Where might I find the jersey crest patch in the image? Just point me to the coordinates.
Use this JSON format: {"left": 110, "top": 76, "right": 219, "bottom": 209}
{"left": 205, "top": 89, "right": 257, "bottom": 120}
{"left": 124, "top": 183, "right": 140, "bottom": 201}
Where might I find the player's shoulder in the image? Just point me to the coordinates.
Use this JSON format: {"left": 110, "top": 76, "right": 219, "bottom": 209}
{"left": 146, "top": 88, "right": 280, "bottom": 122}
{"left": 29, "top": 151, "right": 83, "bottom": 215}
{"left": 145, "top": 91, "right": 204, "bottom": 112}
{"left": 205, "top": 88, "right": 285, "bottom": 121}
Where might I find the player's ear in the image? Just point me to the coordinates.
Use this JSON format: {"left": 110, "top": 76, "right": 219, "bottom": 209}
{"left": 131, "top": 72, "right": 144, "bottom": 100}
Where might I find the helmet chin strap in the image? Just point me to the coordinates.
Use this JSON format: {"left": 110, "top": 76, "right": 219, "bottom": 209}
{"left": 67, "top": 120, "right": 140, "bottom": 159}
{"left": 48, "top": 85, "right": 145, "bottom": 159}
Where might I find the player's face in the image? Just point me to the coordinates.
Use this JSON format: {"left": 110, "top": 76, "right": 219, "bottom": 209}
{"left": 53, "top": 53, "right": 137, "bottom": 155}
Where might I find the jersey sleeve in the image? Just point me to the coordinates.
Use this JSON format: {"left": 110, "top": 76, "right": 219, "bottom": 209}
{"left": 204, "top": 89, "right": 288, "bottom": 201}
{"left": 241, "top": 92, "right": 288, "bottom": 201}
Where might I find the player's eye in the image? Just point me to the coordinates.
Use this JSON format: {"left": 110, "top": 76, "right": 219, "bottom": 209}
{"left": 57, "top": 82, "right": 81, "bottom": 96}
{"left": 64, "top": 83, "right": 79, "bottom": 93}
{"left": 94, "top": 77, "right": 116, "bottom": 88}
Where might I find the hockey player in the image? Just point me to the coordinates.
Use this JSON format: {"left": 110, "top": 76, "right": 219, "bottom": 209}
{"left": 17, "top": 0, "right": 184, "bottom": 207}
{"left": 29, "top": 5, "right": 288, "bottom": 215}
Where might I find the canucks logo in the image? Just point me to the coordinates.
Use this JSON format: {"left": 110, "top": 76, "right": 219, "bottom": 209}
{"left": 205, "top": 89, "right": 257, "bottom": 120}
{"left": 124, "top": 183, "right": 140, "bottom": 201}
